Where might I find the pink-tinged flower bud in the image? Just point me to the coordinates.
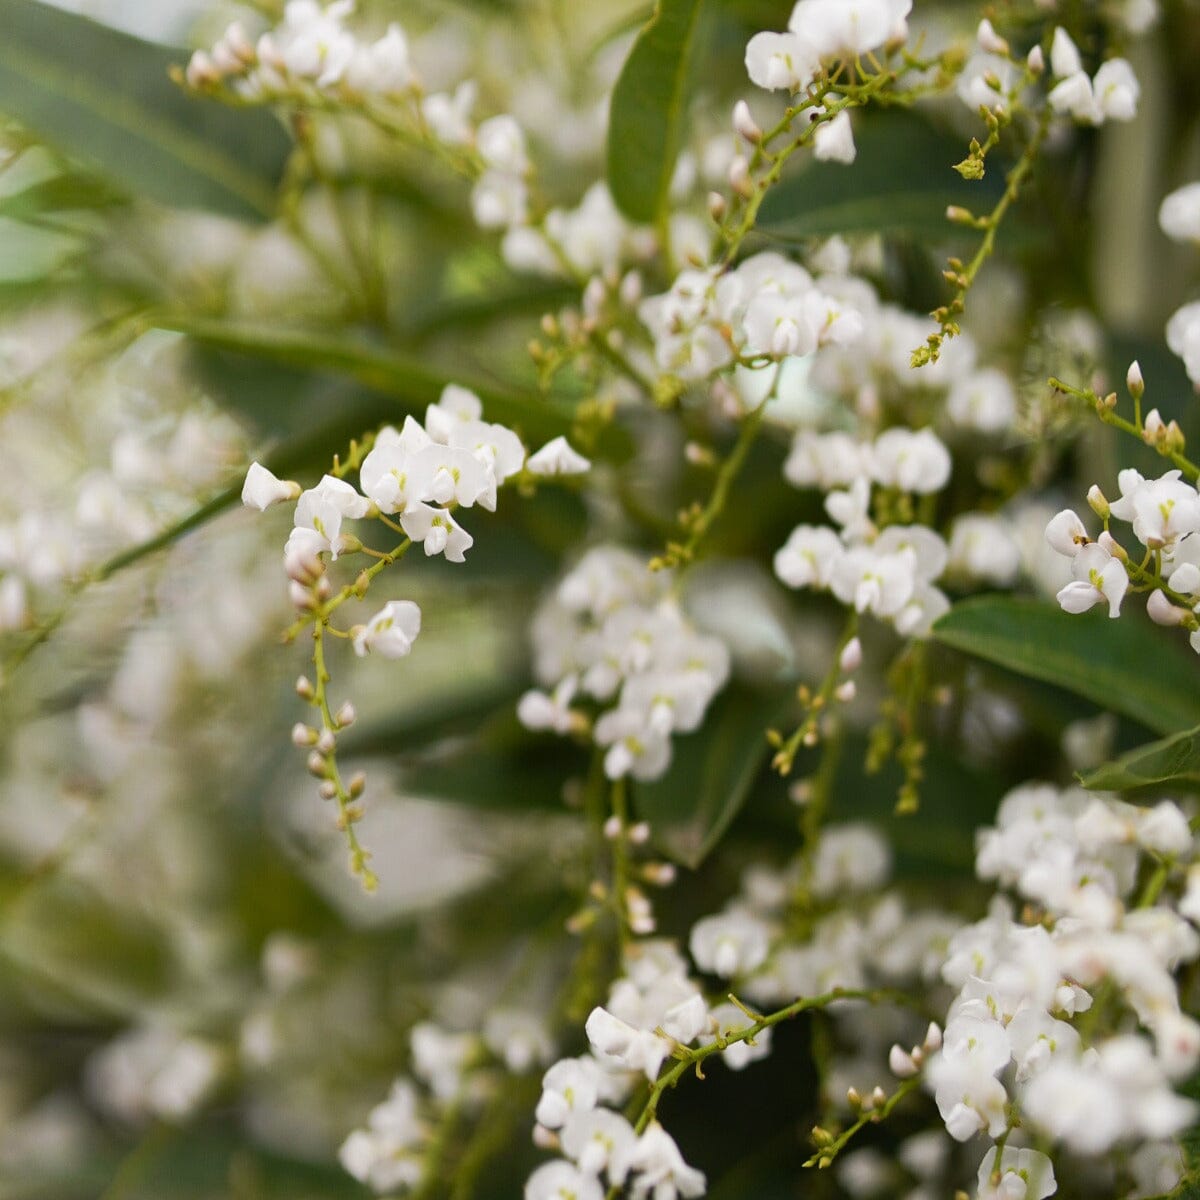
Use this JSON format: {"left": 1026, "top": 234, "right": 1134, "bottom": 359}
{"left": 295, "top": 675, "right": 315, "bottom": 700}
{"left": 839, "top": 636, "right": 863, "bottom": 672}
{"left": 629, "top": 822, "right": 651, "bottom": 845}
{"left": 889, "top": 1044, "right": 919, "bottom": 1077}
{"left": 707, "top": 191, "right": 727, "bottom": 221}
{"left": 603, "top": 815, "right": 622, "bottom": 840}
{"left": 317, "top": 780, "right": 337, "bottom": 800}
{"left": 291, "top": 722, "right": 317, "bottom": 747}
{"left": 316, "top": 729, "right": 336, "bottom": 755}
{"left": 289, "top": 580, "right": 316, "bottom": 610}
{"left": 306, "top": 751, "right": 327, "bottom": 778}
{"left": 1027, "top": 45, "right": 1045, "bottom": 74}
{"left": 732, "top": 100, "right": 762, "bottom": 143}
{"left": 1127, "top": 359, "right": 1145, "bottom": 399}
{"left": 976, "top": 18, "right": 1009, "bottom": 54}
{"left": 728, "top": 155, "right": 752, "bottom": 198}
{"left": 334, "top": 701, "right": 357, "bottom": 729}
{"left": 835, "top": 680, "right": 857, "bottom": 702}
{"left": 923, "top": 1022, "right": 942, "bottom": 1052}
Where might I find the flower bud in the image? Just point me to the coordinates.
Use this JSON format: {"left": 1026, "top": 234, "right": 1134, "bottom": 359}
{"left": 1086, "top": 484, "right": 1110, "bottom": 519}
{"left": 619, "top": 271, "right": 643, "bottom": 308}
{"left": 707, "top": 191, "right": 727, "bottom": 221}
{"left": 317, "top": 780, "right": 337, "bottom": 800}
{"left": 295, "top": 675, "right": 315, "bottom": 700}
{"left": 603, "top": 815, "right": 622, "bottom": 840}
{"left": 976, "top": 18, "right": 1008, "bottom": 54}
{"left": 1143, "top": 408, "right": 1167, "bottom": 445}
{"left": 291, "top": 722, "right": 317, "bottom": 747}
{"left": 732, "top": 99, "right": 762, "bottom": 143}
{"left": 642, "top": 862, "right": 677, "bottom": 887}
{"left": 728, "top": 155, "right": 752, "bottom": 199}
{"left": 1127, "top": 359, "right": 1145, "bottom": 400}
{"left": 348, "top": 771, "right": 366, "bottom": 798}
{"left": 889, "top": 1044, "right": 919, "bottom": 1077}
{"left": 532, "top": 1125, "right": 559, "bottom": 1151}
{"left": 289, "top": 580, "right": 317, "bottom": 610}
{"left": 334, "top": 700, "right": 357, "bottom": 728}
{"left": 1097, "top": 530, "right": 1128, "bottom": 561}
{"left": 306, "top": 750, "right": 327, "bottom": 778}
{"left": 316, "top": 729, "right": 336, "bottom": 755}
{"left": 839, "top": 637, "right": 863, "bottom": 672}
{"left": 923, "top": 1022, "right": 942, "bottom": 1052}
{"left": 1148, "top": 589, "right": 1190, "bottom": 626}
{"left": 629, "top": 821, "right": 651, "bottom": 845}
{"left": 1026, "top": 45, "right": 1045, "bottom": 74}
{"left": 835, "top": 680, "right": 856, "bottom": 702}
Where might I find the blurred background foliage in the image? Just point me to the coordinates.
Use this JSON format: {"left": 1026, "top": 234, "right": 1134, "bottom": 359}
{"left": 0, "top": 0, "right": 1196, "bottom": 1196}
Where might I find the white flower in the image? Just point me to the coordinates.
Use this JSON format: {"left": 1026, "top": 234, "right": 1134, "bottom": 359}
{"left": 518, "top": 677, "right": 581, "bottom": 735}
{"left": 399, "top": 503, "right": 474, "bottom": 561}
{"left": 1055, "top": 543, "right": 1128, "bottom": 617}
{"left": 339, "top": 1079, "right": 425, "bottom": 1193}
{"left": 925, "top": 1016, "right": 1010, "bottom": 1141}
{"left": 525, "top": 1160, "right": 603, "bottom": 1200}
{"left": 745, "top": 31, "right": 820, "bottom": 92}
{"left": 561, "top": 1109, "right": 637, "bottom": 1178}
{"left": 358, "top": 416, "right": 431, "bottom": 513}
{"left": 871, "top": 428, "right": 951, "bottom": 494}
{"left": 830, "top": 546, "right": 916, "bottom": 618}
{"left": 975, "top": 1146, "right": 1056, "bottom": 1200}
{"left": 536, "top": 1058, "right": 601, "bottom": 1130}
{"left": 947, "top": 515, "right": 1021, "bottom": 587}
{"left": 344, "top": 23, "right": 411, "bottom": 95}
{"left": 788, "top": 0, "right": 912, "bottom": 59}
{"left": 483, "top": 1010, "right": 554, "bottom": 1074}
{"left": 594, "top": 707, "right": 673, "bottom": 782}
{"left": 814, "top": 110, "right": 856, "bottom": 163}
{"left": 421, "top": 81, "right": 477, "bottom": 146}
{"left": 241, "top": 461, "right": 298, "bottom": 510}
{"left": 774, "top": 524, "right": 844, "bottom": 589}
{"left": 1044, "top": 509, "right": 1089, "bottom": 557}
{"left": 1093, "top": 58, "right": 1139, "bottom": 122}
{"left": 689, "top": 911, "right": 772, "bottom": 978}
{"left": 585, "top": 1007, "right": 670, "bottom": 1081}
{"left": 411, "top": 1022, "right": 476, "bottom": 1102}
{"left": 1167, "top": 302, "right": 1200, "bottom": 388}
{"left": 409, "top": 444, "right": 490, "bottom": 508}
{"left": 352, "top": 600, "right": 421, "bottom": 658}
{"left": 784, "top": 431, "right": 870, "bottom": 491}
{"left": 1160, "top": 182, "right": 1200, "bottom": 244}
{"left": 476, "top": 115, "right": 529, "bottom": 175}
{"left": 527, "top": 436, "right": 591, "bottom": 476}
{"left": 611, "top": 1122, "right": 706, "bottom": 1199}
{"left": 426, "top": 385, "right": 483, "bottom": 442}
{"left": 1050, "top": 27, "right": 1084, "bottom": 78}
{"left": 947, "top": 367, "right": 1017, "bottom": 433}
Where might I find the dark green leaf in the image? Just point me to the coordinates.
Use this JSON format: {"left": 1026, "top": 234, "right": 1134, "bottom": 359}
{"left": 635, "top": 684, "right": 791, "bottom": 868}
{"left": 758, "top": 111, "right": 1008, "bottom": 240}
{"left": 607, "top": 0, "right": 708, "bottom": 224}
{"left": 1078, "top": 724, "right": 1200, "bottom": 791}
{"left": 0, "top": 0, "right": 289, "bottom": 219}
{"left": 159, "top": 315, "right": 586, "bottom": 445}
{"left": 933, "top": 597, "right": 1200, "bottom": 736}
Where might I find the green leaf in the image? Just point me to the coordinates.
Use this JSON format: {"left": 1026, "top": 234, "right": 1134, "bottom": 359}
{"left": 159, "top": 315, "right": 585, "bottom": 445}
{"left": 933, "top": 597, "right": 1200, "bottom": 736}
{"left": 607, "top": 0, "right": 707, "bottom": 225}
{"left": 757, "top": 110, "right": 1009, "bottom": 240}
{"left": 634, "top": 684, "right": 791, "bottom": 868}
{"left": 1078, "top": 724, "right": 1200, "bottom": 791}
{"left": 0, "top": 0, "right": 289, "bottom": 219}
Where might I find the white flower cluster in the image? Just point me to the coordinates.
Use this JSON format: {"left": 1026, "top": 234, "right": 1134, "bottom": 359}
{"left": 187, "top": 3, "right": 542, "bottom": 243}
{"left": 519, "top": 546, "right": 730, "bottom": 782}
{"left": 924, "top": 782, "right": 1198, "bottom": 1182}
{"left": 529, "top": 824, "right": 960, "bottom": 1198}
{"left": 1046, "top": 27, "right": 1139, "bottom": 126}
{"left": 1046, "top": 463, "right": 1200, "bottom": 644}
{"left": 186, "top": 2, "right": 413, "bottom": 99}
{"left": 746, "top": 0, "right": 912, "bottom": 94}
{"left": 342, "top": 1012, "right": 555, "bottom": 1194}
{"left": 774, "top": 428, "right": 955, "bottom": 635}
{"left": 245, "top": 384, "right": 586, "bottom": 652}
{"left": 638, "top": 252, "right": 864, "bottom": 382}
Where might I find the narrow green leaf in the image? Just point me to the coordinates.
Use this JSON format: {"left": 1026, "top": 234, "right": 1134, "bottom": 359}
{"left": 635, "top": 684, "right": 791, "bottom": 868}
{"left": 1078, "top": 725, "right": 1200, "bottom": 792}
{"left": 0, "top": 0, "right": 289, "bottom": 219}
{"left": 607, "top": 0, "right": 707, "bottom": 225}
{"left": 159, "top": 315, "right": 583, "bottom": 443}
{"left": 933, "top": 596, "right": 1200, "bottom": 736}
